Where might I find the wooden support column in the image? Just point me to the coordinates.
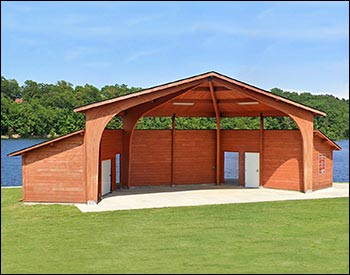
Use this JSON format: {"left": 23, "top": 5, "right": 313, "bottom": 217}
{"left": 84, "top": 112, "right": 115, "bottom": 204}
{"left": 259, "top": 113, "right": 264, "bottom": 187}
{"left": 208, "top": 78, "right": 221, "bottom": 185}
{"left": 121, "top": 115, "right": 138, "bottom": 189}
{"left": 171, "top": 113, "right": 176, "bottom": 187}
{"left": 121, "top": 132, "right": 131, "bottom": 189}
{"left": 289, "top": 112, "right": 314, "bottom": 192}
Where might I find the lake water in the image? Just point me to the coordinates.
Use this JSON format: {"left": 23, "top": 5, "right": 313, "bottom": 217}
{"left": 1, "top": 139, "right": 349, "bottom": 186}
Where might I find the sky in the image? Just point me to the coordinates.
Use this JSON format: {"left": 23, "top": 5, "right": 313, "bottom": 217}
{"left": 1, "top": 1, "right": 349, "bottom": 99}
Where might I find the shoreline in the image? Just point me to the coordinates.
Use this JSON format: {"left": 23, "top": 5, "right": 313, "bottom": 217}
{"left": 1, "top": 135, "right": 50, "bottom": 140}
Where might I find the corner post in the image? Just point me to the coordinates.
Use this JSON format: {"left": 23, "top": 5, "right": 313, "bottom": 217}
{"left": 84, "top": 111, "right": 114, "bottom": 204}
{"left": 290, "top": 112, "right": 314, "bottom": 192}
{"left": 121, "top": 117, "right": 138, "bottom": 189}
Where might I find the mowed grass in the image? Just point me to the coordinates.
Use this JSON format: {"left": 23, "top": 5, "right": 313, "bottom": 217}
{"left": 1, "top": 188, "right": 349, "bottom": 274}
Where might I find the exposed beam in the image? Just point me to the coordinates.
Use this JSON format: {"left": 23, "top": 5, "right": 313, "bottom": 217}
{"left": 209, "top": 78, "right": 221, "bottom": 185}
{"left": 209, "top": 81, "right": 220, "bottom": 118}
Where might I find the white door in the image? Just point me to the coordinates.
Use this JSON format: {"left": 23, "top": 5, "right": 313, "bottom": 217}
{"left": 245, "top": 152, "right": 260, "bottom": 188}
{"left": 102, "top": 159, "right": 111, "bottom": 196}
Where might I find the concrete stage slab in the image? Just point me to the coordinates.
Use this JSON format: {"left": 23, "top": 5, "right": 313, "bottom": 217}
{"left": 75, "top": 183, "right": 349, "bottom": 213}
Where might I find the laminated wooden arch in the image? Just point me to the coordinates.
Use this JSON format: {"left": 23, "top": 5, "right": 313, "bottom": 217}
{"left": 74, "top": 71, "right": 325, "bottom": 204}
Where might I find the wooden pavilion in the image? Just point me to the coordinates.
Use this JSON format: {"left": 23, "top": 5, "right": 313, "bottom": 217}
{"left": 9, "top": 72, "right": 341, "bottom": 204}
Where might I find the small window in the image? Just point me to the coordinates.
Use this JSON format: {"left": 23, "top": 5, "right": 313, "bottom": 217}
{"left": 318, "top": 153, "right": 326, "bottom": 175}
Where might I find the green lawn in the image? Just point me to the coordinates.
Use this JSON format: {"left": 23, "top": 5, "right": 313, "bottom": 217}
{"left": 1, "top": 188, "right": 349, "bottom": 274}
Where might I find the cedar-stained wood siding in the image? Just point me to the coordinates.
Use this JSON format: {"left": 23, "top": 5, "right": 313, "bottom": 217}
{"left": 23, "top": 134, "right": 85, "bottom": 203}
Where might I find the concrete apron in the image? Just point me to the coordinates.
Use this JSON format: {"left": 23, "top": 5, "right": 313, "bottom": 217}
{"left": 75, "top": 183, "right": 349, "bottom": 213}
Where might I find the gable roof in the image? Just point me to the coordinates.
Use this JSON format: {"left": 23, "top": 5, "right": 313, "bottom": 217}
{"left": 73, "top": 71, "right": 326, "bottom": 117}
{"left": 313, "top": 130, "right": 341, "bottom": 150}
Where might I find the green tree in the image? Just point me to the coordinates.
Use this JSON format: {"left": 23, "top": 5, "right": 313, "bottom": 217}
{"left": 1, "top": 77, "right": 22, "bottom": 100}
{"left": 1, "top": 77, "right": 348, "bottom": 141}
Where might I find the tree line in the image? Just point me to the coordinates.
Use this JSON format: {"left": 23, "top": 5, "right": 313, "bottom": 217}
{"left": 1, "top": 76, "right": 349, "bottom": 141}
